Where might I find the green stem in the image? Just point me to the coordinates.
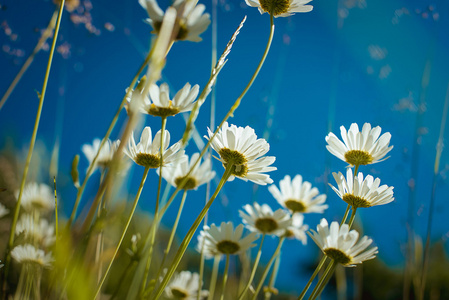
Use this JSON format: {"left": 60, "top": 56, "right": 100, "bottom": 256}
{"left": 154, "top": 190, "right": 188, "bottom": 285}
{"left": 264, "top": 252, "right": 281, "bottom": 300}
{"left": 348, "top": 207, "right": 357, "bottom": 229}
{"left": 239, "top": 234, "right": 265, "bottom": 300}
{"left": 340, "top": 205, "right": 350, "bottom": 226}
{"left": 208, "top": 256, "right": 221, "bottom": 300}
{"left": 309, "top": 260, "right": 337, "bottom": 300}
{"left": 2, "top": 0, "right": 65, "bottom": 289}
{"left": 139, "top": 117, "right": 167, "bottom": 296}
{"left": 67, "top": 50, "right": 152, "bottom": 227}
{"left": 251, "top": 236, "right": 285, "bottom": 300}
{"left": 220, "top": 255, "right": 231, "bottom": 300}
{"left": 151, "top": 163, "right": 234, "bottom": 300}
{"left": 297, "top": 256, "right": 328, "bottom": 300}
{"left": 94, "top": 167, "right": 150, "bottom": 299}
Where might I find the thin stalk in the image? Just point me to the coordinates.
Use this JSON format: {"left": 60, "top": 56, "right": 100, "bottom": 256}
{"left": 139, "top": 117, "right": 167, "bottom": 296}
{"left": 2, "top": 0, "right": 65, "bottom": 289}
{"left": 208, "top": 256, "right": 221, "bottom": 300}
{"left": 94, "top": 167, "right": 150, "bottom": 299}
{"left": 419, "top": 81, "right": 449, "bottom": 300}
{"left": 239, "top": 234, "right": 265, "bottom": 299}
{"left": 309, "top": 260, "right": 338, "bottom": 300}
{"left": 298, "top": 256, "right": 328, "bottom": 300}
{"left": 67, "top": 51, "right": 151, "bottom": 227}
{"left": 264, "top": 250, "right": 281, "bottom": 300}
{"left": 251, "top": 236, "right": 285, "bottom": 300}
{"left": 340, "top": 205, "right": 350, "bottom": 226}
{"left": 53, "top": 176, "right": 59, "bottom": 239}
{"left": 151, "top": 163, "right": 234, "bottom": 300}
{"left": 347, "top": 207, "right": 357, "bottom": 229}
{"left": 220, "top": 255, "right": 230, "bottom": 300}
{"left": 0, "top": 10, "right": 58, "bottom": 111}
{"left": 154, "top": 190, "right": 188, "bottom": 284}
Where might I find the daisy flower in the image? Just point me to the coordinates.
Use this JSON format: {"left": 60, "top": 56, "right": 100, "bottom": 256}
{"left": 330, "top": 168, "right": 394, "bottom": 208}
{"left": 82, "top": 138, "right": 119, "bottom": 172}
{"left": 15, "top": 215, "right": 55, "bottom": 247}
{"left": 139, "top": 0, "right": 211, "bottom": 42}
{"left": 16, "top": 183, "right": 54, "bottom": 213}
{"left": 197, "top": 222, "right": 258, "bottom": 258}
{"left": 268, "top": 174, "right": 328, "bottom": 214}
{"left": 239, "top": 203, "right": 291, "bottom": 237}
{"left": 205, "top": 122, "right": 276, "bottom": 185}
{"left": 245, "top": 0, "right": 313, "bottom": 17}
{"left": 308, "top": 219, "right": 378, "bottom": 267}
{"left": 160, "top": 153, "right": 215, "bottom": 190}
{"left": 143, "top": 82, "right": 199, "bottom": 118}
{"left": 124, "top": 126, "right": 184, "bottom": 168}
{"left": 285, "top": 214, "right": 308, "bottom": 245}
{"left": 325, "top": 123, "right": 393, "bottom": 167}
{"left": 11, "top": 244, "right": 53, "bottom": 268}
{"left": 163, "top": 270, "right": 208, "bottom": 300}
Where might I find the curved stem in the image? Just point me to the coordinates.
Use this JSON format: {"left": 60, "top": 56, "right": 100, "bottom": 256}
{"left": 309, "top": 260, "right": 337, "bottom": 300}
{"left": 208, "top": 256, "right": 221, "bottom": 300}
{"left": 2, "top": 0, "right": 66, "bottom": 288}
{"left": 339, "top": 205, "right": 350, "bottom": 226}
{"left": 264, "top": 252, "right": 281, "bottom": 300}
{"left": 67, "top": 51, "right": 152, "bottom": 227}
{"left": 94, "top": 167, "right": 150, "bottom": 299}
{"left": 139, "top": 117, "right": 167, "bottom": 296}
{"left": 347, "top": 207, "right": 357, "bottom": 229}
{"left": 154, "top": 190, "right": 188, "bottom": 285}
{"left": 0, "top": 10, "right": 58, "bottom": 111}
{"left": 251, "top": 236, "right": 285, "bottom": 300}
{"left": 239, "top": 234, "right": 265, "bottom": 299}
{"left": 151, "top": 163, "right": 234, "bottom": 300}
{"left": 220, "top": 255, "right": 230, "bottom": 300}
{"left": 297, "top": 256, "right": 328, "bottom": 300}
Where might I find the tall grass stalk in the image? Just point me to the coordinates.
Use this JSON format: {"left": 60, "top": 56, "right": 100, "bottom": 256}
{"left": 208, "top": 255, "right": 221, "bottom": 300}
{"left": 220, "top": 255, "right": 231, "bottom": 300}
{"left": 2, "top": 0, "right": 65, "bottom": 290}
{"left": 239, "top": 234, "right": 265, "bottom": 299}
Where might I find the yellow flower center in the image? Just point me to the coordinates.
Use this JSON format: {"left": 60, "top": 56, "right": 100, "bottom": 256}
{"left": 285, "top": 199, "right": 306, "bottom": 213}
{"left": 342, "top": 194, "right": 371, "bottom": 208}
{"left": 259, "top": 0, "right": 290, "bottom": 16}
{"left": 255, "top": 218, "right": 279, "bottom": 233}
{"left": 148, "top": 102, "right": 180, "bottom": 117}
{"left": 219, "top": 148, "right": 249, "bottom": 177}
{"left": 174, "top": 176, "right": 198, "bottom": 190}
{"left": 323, "top": 248, "right": 351, "bottom": 265}
{"left": 216, "top": 240, "right": 240, "bottom": 255}
{"left": 344, "top": 150, "right": 373, "bottom": 166}
{"left": 171, "top": 287, "right": 188, "bottom": 299}
{"left": 135, "top": 153, "right": 160, "bottom": 168}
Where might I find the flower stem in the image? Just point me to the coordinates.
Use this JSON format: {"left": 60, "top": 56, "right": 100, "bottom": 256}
{"left": 308, "top": 259, "right": 337, "bottom": 300}
{"left": 67, "top": 50, "right": 152, "bottom": 227}
{"left": 220, "top": 255, "right": 231, "bottom": 300}
{"left": 251, "top": 236, "right": 285, "bottom": 300}
{"left": 297, "top": 256, "right": 328, "bottom": 300}
{"left": 151, "top": 163, "right": 234, "bottom": 300}
{"left": 239, "top": 234, "right": 265, "bottom": 300}
{"left": 340, "top": 205, "right": 350, "bottom": 226}
{"left": 348, "top": 207, "right": 357, "bottom": 229}
{"left": 139, "top": 117, "right": 167, "bottom": 295}
{"left": 264, "top": 252, "right": 281, "bottom": 300}
{"left": 2, "top": 0, "right": 65, "bottom": 289}
{"left": 94, "top": 167, "right": 150, "bottom": 299}
{"left": 208, "top": 256, "right": 221, "bottom": 300}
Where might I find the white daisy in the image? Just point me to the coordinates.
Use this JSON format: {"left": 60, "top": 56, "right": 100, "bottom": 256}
{"left": 124, "top": 126, "right": 184, "bottom": 168}
{"left": 160, "top": 153, "right": 215, "bottom": 190}
{"left": 245, "top": 0, "right": 313, "bottom": 17}
{"left": 139, "top": 0, "right": 211, "bottom": 42}
{"left": 163, "top": 270, "right": 208, "bottom": 300}
{"left": 0, "top": 203, "right": 9, "bottom": 218}
{"left": 11, "top": 244, "right": 53, "bottom": 268}
{"left": 285, "top": 214, "right": 308, "bottom": 245}
{"left": 308, "top": 219, "right": 378, "bottom": 267}
{"left": 143, "top": 82, "right": 199, "bottom": 117}
{"left": 197, "top": 222, "right": 258, "bottom": 258}
{"left": 15, "top": 214, "right": 55, "bottom": 247}
{"left": 82, "top": 138, "right": 120, "bottom": 172}
{"left": 325, "top": 123, "right": 393, "bottom": 167}
{"left": 330, "top": 168, "right": 394, "bottom": 208}
{"left": 239, "top": 203, "right": 291, "bottom": 237}
{"left": 205, "top": 122, "right": 276, "bottom": 185}
{"left": 16, "top": 183, "right": 54, "bottom": 213}
{"left": 268, "top": 174, "right": 328, "bottom": 214}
